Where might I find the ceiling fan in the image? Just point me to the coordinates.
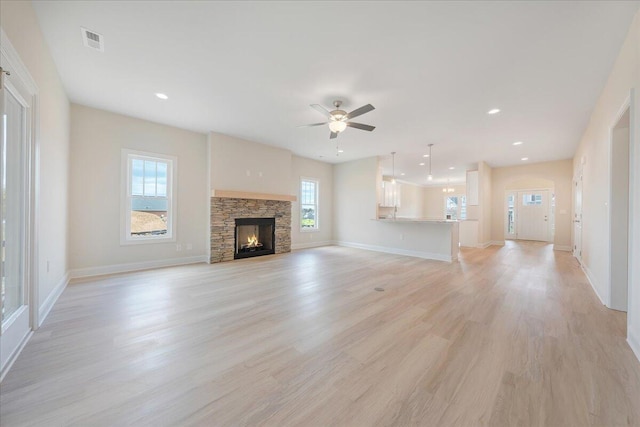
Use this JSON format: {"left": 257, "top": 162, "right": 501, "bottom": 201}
{"left": 300, "top": 100, "right": 375, "bottom": 139}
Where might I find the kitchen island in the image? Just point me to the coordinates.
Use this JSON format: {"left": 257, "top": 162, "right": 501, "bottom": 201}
{"left": 333, "top": 218, "right": 461, "bottom": 262}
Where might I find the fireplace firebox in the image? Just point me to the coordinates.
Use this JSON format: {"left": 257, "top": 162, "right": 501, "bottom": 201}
{"left": 234, "top": 218, "right": 276, "bottom": 259}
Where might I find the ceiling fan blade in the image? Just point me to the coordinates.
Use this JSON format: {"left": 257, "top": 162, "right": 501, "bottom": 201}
{"left": 310, "top": 104, "right": 332, "bottom": 118}
{"left": 297, "top": 122, "right": 328, "bottom": 128}
{"left": 330, "top": 131, "right": 338, "bottom": 139}
{"left": 347, "top": 122, "right": 375, "bottom": 132}
{"left": 346, "top": 104, "right": 374, "bottom": 120}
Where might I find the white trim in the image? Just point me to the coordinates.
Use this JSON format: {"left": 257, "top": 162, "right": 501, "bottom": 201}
{"left": 0, "top": 330, "right": 32, "bottom": 383}
{"left": 554, "top": 245, "right": 572, "bottom": 252}
{"left": 334, "top": 240, "right": 452, "bottom": 262}
{"left": 206, "top": 133, "right": 212, "bottom": 263}
{"left": 628, "top": 88, "right": 637, "bottom": 349}
{"left": 490, "top": 240, "right": 505, "bottom": 246}
{"left": 582, "top": 263, "right": 608, "bottom": 306}
{"left": 0, "top": 29, "right": 38, "bottom": 93}
{"left": 291, "top": 241, "right": 333, "bottom": 250}
{"left": 38, "top": 272, "right": 69, "bottom": 327}
{"left": 69, "top": 255, "right": 208, "bottom": 279}
{"left": 608, "top": 94, "right": 632, "bottom": 315}
{"left": 0, "top": 28, "right": 40, "bottom": 335}
{"left": 476, "top": 241, "right": 492, "bottom": 249}
{"left": 628, "top": 329, "right": 640, "bottom": 364}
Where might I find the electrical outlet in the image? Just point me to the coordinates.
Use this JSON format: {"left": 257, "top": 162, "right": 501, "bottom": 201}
{"left": 176, "top": 244, "right": 182, "bottom": 251}
{"left": 46, "top": 260, "right": 50, "bottom": 273}
{"left": 186, "top": 243, "right": 192, "bottom": 250}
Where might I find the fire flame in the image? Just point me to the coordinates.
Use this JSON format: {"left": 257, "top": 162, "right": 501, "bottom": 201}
{"left": 247, "top": 234, "right": 259, "bottom": 247}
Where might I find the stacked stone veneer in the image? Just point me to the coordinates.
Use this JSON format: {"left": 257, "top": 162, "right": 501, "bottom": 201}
{"left": 210, "top": 197, "right": 292, "bottom": 263}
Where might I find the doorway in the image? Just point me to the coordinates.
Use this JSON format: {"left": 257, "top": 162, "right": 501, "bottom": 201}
{"left": 609, "top": 106, "right": 630, "bottom": 312}
{"left": 0, "top": 46, "right": 37, "bottom": 378}
{"left": 573, "top": 168, "right": 583, "bottom": 262}
{"left": 505, "top": 189, "right": 553, "bottom": 242}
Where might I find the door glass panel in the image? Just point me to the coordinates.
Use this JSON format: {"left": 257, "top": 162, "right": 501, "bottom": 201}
{"left": 2, "top": 90, "right": 26, "bottom": 322}
{"left": 522, "top": 194, "right": 542, "bottom": 206}
{"left": 507, "top": 194, "right": 515, "bottom": 235}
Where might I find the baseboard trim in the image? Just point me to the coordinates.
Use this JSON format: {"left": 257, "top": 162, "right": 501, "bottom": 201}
{"left": 69, "top": 255, "right": 209, "bottom": 279}
{"left": 476, "top": 241, "right": 492, "bottom": 249}
{"left": 554, "top": 245, "right": 572, "bottom": 252}
{"left": 491, "top": 240, "right": 505, "bottom": 246}
{"left": 291, "top": 241, "right": 333, "bottom": 250}
{"left": 38, "top": 271, "right": 70, "bottom": 327}
{"left": 0, "top": 330, "right": 33, "bottom": 383}
{"left": 335, "top": 240, "right": 452, "bottom": 262}
{"left": 628, "top": 329, "right": 640, "bottom": 364}
{"left": 581, "top": 263, "right": 608, "bottom": 306}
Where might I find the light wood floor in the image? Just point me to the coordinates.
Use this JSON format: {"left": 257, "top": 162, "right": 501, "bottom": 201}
{"left": 1, "top": 242, "right": 639, "bottom": 426}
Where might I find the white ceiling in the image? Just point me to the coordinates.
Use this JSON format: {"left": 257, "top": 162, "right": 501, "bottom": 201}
{"left": 33, "top": 1, "right": 639, "bottom": 185}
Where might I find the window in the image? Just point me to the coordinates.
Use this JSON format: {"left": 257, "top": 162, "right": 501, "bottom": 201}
{"left": 522, "top": 193, "right": 542, "bottom": 206}
{"left": 121, "top": 150, "right": 176, "bottom": 244}
{"left": 300, "top": 179, "right": 318, "bottom": 230}
{"left": 444, "top": 194, "right": 466, "bottom": 220}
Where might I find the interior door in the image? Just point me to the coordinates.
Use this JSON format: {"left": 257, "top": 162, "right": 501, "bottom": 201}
{"left": 0, "top": 79, "right": 31, "bottom": 373}
{"left": 573, "top": 172, "right": 583, "bottom": 261}
{"left": 516, "top": 190, "right": 550, "bottom": 241}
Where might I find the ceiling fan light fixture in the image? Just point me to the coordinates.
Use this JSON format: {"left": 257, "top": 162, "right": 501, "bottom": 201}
{"left": 329, "top": 120, "right": 347, "bottom": 133}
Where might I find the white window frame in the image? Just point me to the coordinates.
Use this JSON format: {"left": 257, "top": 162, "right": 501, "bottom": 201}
{"left": 300, "top": 177, "right": 319, "bottom": 232}
{"left": 121, "top": 149, "right": 177, "bottom": 245}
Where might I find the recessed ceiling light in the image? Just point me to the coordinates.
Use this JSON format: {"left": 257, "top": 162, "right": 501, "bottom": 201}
{"left": 448, "top": 166, "right": 455, "bottom": 170}
{"left": 401, "top": 173, "right": 405, "bottom": 176}
{"left": 487, "top": 108, "right": 500, "bottom": 115}
{"left": 155, "top": 93, "right": 169, "bottom": 100}
{"left": 338, "top": 149, "right": 344, "bottom": 153}
{"left": 423, "top": 154, "right": 430, "bottom": 158}
{"left": 521, "top": 157, "right": 529, "bottom": 161}
{"left": 513, "top": 141, "right": 523, "bottom": 146}
{"left": 419, "top": 162, "right": 425, "bottom": 166}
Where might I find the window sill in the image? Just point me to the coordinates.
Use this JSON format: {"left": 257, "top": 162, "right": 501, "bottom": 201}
{"left": 120, "top": 235, "right": 176, "bottom": 246}
{"left": 300, "top": 228, "right": 320, "bottom": 233}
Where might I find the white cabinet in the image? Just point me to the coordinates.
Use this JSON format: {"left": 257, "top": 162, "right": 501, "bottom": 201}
{"left": 466, "top": 170, "right": 479, "bottom": 206}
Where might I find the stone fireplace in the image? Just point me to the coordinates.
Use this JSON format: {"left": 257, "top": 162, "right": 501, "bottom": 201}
{"left": 210, "top": 194, "right": 292, "bottom": 263}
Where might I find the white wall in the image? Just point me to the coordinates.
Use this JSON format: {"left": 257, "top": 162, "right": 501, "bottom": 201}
{"left": 69, "top": 104, "right": 208, "bottom": 275}
{"left": 291, "top": 155, "right": 333, "bottom": 248}
{"left": 572, "top": 11, "right": 640, "bottom": 360}
{"left": 334, "top": 157, "right": 457, "bottom": 261}
{"left": 491, "top": 160, "right": 572, "bottom": 249}
{"left": 396, "top": 181, "right": 425, "bottom": 218}
{"left": 1, "top": 2, "right": 70, "bottom": 313}
{"left": 210, "top": 132, "right": 292, "bottom": 195}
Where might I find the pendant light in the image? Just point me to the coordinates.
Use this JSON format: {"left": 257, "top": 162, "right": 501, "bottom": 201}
{"left": 427, "top": 144, "right": 434, "bottom": 181}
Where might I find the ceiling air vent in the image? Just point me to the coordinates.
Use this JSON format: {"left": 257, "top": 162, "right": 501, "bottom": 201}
{"left": 81, "top": 27, "right": 104, "bottom": 52}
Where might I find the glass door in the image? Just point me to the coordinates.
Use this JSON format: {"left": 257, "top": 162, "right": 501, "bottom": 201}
{"left": 0, "top": 78, "right": 31, "bottom": 373}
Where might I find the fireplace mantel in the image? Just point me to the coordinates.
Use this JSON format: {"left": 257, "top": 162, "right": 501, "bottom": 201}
{"left": 211, "top": 189, "right": 297, "bottom": 202}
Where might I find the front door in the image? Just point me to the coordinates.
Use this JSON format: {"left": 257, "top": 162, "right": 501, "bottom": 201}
{"left": 516, "top": 190, "right": 550, "bottom": 242}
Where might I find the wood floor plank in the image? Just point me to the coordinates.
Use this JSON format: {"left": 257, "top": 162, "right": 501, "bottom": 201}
{"left": 1, "top": 242, "right": 639, "bottom": 426}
